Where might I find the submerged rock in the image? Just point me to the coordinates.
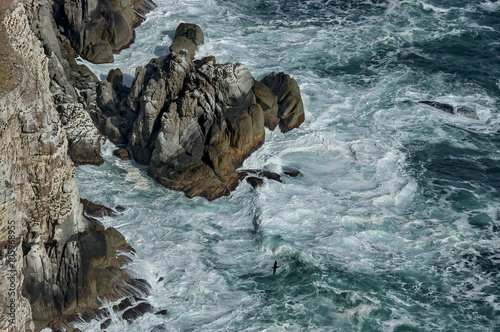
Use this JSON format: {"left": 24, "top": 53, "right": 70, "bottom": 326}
{"left": 283, "top": 167, "right": 301, "bottom": 177}
{"left": 418, "top": 100, "right": 479, "bottom": 120}
{"left": 122, "top": 302, "right": 154, "bottom": 323}
{"left": 246, "top": 177, "right": 264, "bottom": 188}
{"left": 455, "top": 106, "right": 478, "bottom": 119}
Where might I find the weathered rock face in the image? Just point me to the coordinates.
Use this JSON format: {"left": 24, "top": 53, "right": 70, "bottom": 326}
{"left": 260, "top": 72, "right": 305, "bottom": 133}
{"left": 0, "top": 3, "right": 139, "bottom": 331}
{"left": 32, "top": 0, "right": 104, "bottom": 166}
{"left": 124, "top": 53, "right": 265, "bottom": 200}
{"left": 52, "top": 0, "right": 156, "bottom": 63}
{"left": 253, "top": 81, "right": 279, "bottom": 130}
{"left": 169, "top": 23, "right": 204, "bottom": 58}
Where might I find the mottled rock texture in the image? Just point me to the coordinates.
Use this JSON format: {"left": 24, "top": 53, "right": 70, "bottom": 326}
{"left": 52, "top": 0, "right": 156, "bottom": 63}
{"left": 0, "top": 2, "right": 138, "bottom": 331}
{"left": 33, "top": 0, "right": 104, "bottom": 166}
{"left": 123, "top": 53, "right": 266, "bottom": 200}
{"left": 94, "top": 45, "right": 305, "bottom": 200}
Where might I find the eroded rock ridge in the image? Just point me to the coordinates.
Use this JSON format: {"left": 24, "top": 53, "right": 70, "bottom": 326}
{"left": 96, "top": 49, "right": 305, "bottom": 200}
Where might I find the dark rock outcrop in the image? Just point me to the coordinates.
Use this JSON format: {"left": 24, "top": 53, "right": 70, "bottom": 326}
{"left": 418, "top": 100, "right": 479, "bottom": 120}
{"left": 239, "top": 169, "right": 282, "bottom": 183}
{"left": 91, "top": 25, "right": 305, "bottom": 200}
{"left": 81, "top": 199, "right": 116, "bottom": 217}
{"left": 169, "top": 23, "right": 204, "bottom": 58}
{"left": 122, "top": 301, "right": 154, "bottom": 323}
{"left": 155, "top": 309, "right": 168, "bottom": 315}
{"left": 246, "top": 177, "right": 264, "bottom": 188}
{"left": 52, "top": 0, "right": 156, "bottom": 63}
{"left": 113, "top": 148, "right": 131, "bottom": 160}
{"left": 261, "top": 72, "right": 305, "bottom": 133}
{"left": 120, "top": 52, "right": 268, "bottom": 200}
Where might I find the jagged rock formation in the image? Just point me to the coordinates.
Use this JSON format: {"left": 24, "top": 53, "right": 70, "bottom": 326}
{"left": 95, "top": 54, "right": 304, "bottom": 200}
{"left": 96, "top": 68, "right": 138, "bottom": 145}
{"left": 253, "top": 81, "right": 279, "bottom": 130}
{"left": 0, "top": 2, "right": 144, "bottom": 331}
{"left": 126, "top": 53, "right": 265, "bottom": 199}
{"left": 52, "top": 0, "right": 157, "bottom": 63}
{"left": 91, "top": 23, "right": 305, "bottom": 200}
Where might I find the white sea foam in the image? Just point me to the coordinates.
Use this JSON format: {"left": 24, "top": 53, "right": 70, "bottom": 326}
{"left": 478, "top": 1, "right": 500, "bottom": 12}
{"left": 73, "top": 0, "right": 500, "bottom": 331}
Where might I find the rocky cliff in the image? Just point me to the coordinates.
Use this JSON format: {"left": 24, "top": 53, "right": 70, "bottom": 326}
{"left": 0, "top": 1, "right": 147, "bottom": 331}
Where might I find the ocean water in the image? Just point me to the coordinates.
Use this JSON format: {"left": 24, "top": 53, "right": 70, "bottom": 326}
{"left": 74, "top": 0, "right": 500, "bottom": 331}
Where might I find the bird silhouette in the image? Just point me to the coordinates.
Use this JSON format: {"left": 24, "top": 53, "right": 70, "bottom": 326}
{"left": 272, "top": 261, "right": 278, "bottom": 274}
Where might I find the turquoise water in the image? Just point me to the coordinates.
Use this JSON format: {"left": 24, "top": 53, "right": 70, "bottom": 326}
{"left": 76, "top": 0, "right": 500, "bottom": 331}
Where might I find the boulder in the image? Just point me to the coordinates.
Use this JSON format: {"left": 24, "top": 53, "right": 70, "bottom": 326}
{"left": 261, "top": 72, "right": 305, "bottom": 132}
{"left": 113, "top": 148, "right": 131, "bottom": 160}
{"left": 100, "top": 318, "right": 112, "bottom": 329}
{"left": 80, "top": 198, "right": 116, "bottom": 217}
{"left": 169, "top": 23, "right": 204, "bottom": 58}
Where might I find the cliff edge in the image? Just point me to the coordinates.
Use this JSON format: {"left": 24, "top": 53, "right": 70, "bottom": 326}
{"left": 0, "top": 2, "right": 142, "bottom": 331}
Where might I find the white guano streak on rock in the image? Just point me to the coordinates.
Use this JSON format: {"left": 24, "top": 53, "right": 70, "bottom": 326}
{"left": 0, "top": 3, "right": 85, "bottom": 331}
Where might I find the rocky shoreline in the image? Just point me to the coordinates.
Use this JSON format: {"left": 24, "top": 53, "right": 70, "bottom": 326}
{"left": 0, "top": 0, "right": 304, "bottom": 330}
